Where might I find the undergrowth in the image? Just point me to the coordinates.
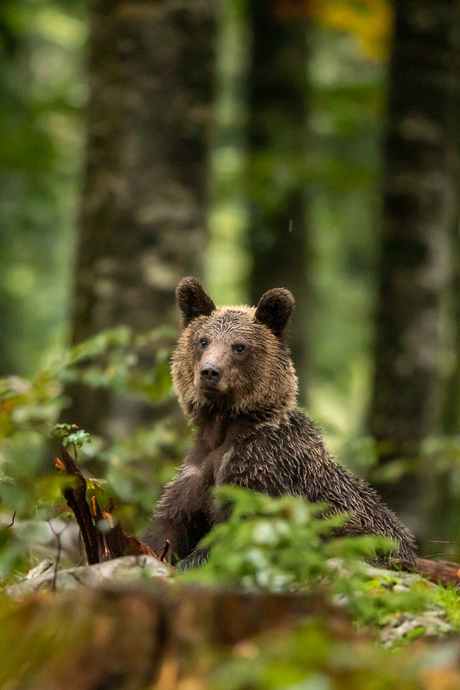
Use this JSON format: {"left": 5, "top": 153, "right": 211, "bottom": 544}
{"left": 178, "top": 486, "right": 460, "bottom": 636}
{"left": 1, "top": 326, "right": 460, "bottom": 655}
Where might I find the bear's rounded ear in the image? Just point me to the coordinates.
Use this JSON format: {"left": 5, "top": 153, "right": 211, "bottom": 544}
{"left": 176, "top": 277, "right": 216, "bottom": 327}
{"left": 255, "top": 288, "right": 295, "bottom": 338}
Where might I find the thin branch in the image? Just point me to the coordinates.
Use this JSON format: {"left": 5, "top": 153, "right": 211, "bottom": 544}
{"left": 428, "top": 540, "right": 460, "bottom": 544}
{"left": 159, "top": 540, "right": 170, "bottom": 563}
{"left": 1, "top": 510, "right": 16, "bottom": 531}
{"left": 49, "top": 521, "right": 69, "bottom": 592}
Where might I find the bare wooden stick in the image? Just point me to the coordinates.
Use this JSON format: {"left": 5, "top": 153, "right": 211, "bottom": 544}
{"left": 2, "top": 510, "right": 16, "bottom": 532}
{"left": 49, "top": 522, "right": 69, "bottom": 592}
{"left": 56, "top": 446, "right": 99, "bottom": 564}
{"left": 159, "top": 540, "right": 170, "bottom": 563}
{"left": 56, "top": 445, "right": 156, "bottom": 564}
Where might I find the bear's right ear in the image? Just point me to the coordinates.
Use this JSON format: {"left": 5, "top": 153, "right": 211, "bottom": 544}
{"left": 176, "top": 277, "right": 216, "bottom": 327}
{"left": 255, "top": 288, "right": 295, "bottom": 338}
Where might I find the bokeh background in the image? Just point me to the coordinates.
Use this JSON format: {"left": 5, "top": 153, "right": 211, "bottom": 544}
{"left": 1, "top": 0, "right": 460, "bottom": 564}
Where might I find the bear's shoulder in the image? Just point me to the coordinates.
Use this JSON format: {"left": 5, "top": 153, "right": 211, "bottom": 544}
{"left": 235, "top": 409, "right": 323, "bottom": 445}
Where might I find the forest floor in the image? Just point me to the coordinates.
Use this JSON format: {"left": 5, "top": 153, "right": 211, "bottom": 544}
{"left": 3, "top": 553, "right": 460, "bottom": 690}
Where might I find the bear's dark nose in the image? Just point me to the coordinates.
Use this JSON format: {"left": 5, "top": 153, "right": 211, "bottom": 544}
{"left": 200, "top": 363, "right": 222, "bottom": 386}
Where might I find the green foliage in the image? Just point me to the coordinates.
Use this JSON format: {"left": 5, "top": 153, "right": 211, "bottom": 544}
{"left": 0, "top": 325, "right": 187, "bottom": 582}
{"left": 52, "top": 423, "right": 91, "bottom": 448}
{"left": 0, "top": 372, "right": 61, "bottom": 439}
{"left": 211, "top": 618, "right": 423, "bottom": 690}
{"left": 431, "top": 585, "right": 460, "bottom": 627}
{"left": 0, "top": 0, "right": 87, "bottom": 378}
{"left": 59, "top": 325, "right": 177, "bottom": 401}
{"left": 181, "top": 486, "right": 370, "bottom": 591}
{"left": 179, "top": 487, "right": 459, "bottom": 634}
{"left": 56, "top": 324, "right": 188, "bottom": 531}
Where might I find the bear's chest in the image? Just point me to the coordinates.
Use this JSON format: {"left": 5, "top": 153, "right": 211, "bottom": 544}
{"left": 192, "top": 438, "right": 235, "bottom": 486}
{"left": 177, "top": 439, "right": 235, "bottom": 521}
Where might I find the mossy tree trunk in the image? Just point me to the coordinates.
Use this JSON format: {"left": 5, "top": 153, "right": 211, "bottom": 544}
{"left": 369, "top": 0, "right": 460, "bottom": 534}
{"left": 65, "top": 0, "right": 218, "bottom": 437}
{"left": 247, "top": 0, "right": 310, "bottom": 404}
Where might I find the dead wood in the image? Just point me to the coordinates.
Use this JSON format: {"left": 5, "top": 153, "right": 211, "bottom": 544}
{"left": 159, "top": 539, "right": 170, "bottom": 562}
{"left": 394, "top": 556, "right": 460, "bottom": 587}
{"left": 56, "top": 444, "right": 156, "bottom": 564}
{"left": 1, "top": 510, "right": 16, "bottom": 532}
{"left": 415, "top": 557, "right": 460, "bottom": 587}
{"left": 56, "top": 446, "right": 100, "bottom": 564}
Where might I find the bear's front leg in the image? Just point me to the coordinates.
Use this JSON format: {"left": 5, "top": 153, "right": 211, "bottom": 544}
{"left": 176, "top": 547, "right": 210, "bottom": 571}
{"left": 142, "top": 462, "right": 212, "bottom": 564}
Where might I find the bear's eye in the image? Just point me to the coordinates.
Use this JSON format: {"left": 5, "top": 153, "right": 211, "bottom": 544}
{"left": 199, "top": 338, "right": 208, "bottom": 349}
{"left": 233, "top": 344, "right": 245, "bottom": 355}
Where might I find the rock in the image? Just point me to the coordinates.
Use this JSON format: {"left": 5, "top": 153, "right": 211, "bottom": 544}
{"left": 8, "top": 555, "right": 174, "bottom": 598}
{"left": 380, "top": 609, "right": 452, "bottom": 647}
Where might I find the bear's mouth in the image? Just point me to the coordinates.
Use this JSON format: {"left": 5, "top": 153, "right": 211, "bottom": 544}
{"left": 198, "top": 380, "right": 226, "bottom": 399}
{"left": 200, "top": 386, "right": 223, "bottom": 399}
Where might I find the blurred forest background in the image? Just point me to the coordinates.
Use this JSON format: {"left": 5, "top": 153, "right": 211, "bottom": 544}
{"left": 1, "top": 0, "right": 460, "bottom": 569}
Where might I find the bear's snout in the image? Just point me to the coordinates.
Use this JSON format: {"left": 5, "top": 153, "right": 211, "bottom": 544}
{"left": 200, "top": 362, "right": 222, "bottom": 388}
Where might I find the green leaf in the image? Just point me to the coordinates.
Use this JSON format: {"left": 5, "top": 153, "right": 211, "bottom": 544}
{"left": 63, "top": 429, "right": 91, "bottom": 448}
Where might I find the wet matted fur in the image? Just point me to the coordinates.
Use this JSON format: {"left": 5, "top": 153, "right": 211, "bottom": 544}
{"left": 143, "top": 277, "right": 417, "bottom": 568}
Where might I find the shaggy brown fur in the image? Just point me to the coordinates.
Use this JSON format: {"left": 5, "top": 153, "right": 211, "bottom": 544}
{"left": 143, "top": 277, "right": 417, "bottom": 567}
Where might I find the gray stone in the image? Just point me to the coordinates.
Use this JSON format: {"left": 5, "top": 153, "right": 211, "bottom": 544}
{"left": 8, "top": 555, "right": 174, "bottom": 598}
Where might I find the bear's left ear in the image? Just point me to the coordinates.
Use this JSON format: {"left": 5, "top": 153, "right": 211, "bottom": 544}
{"left": 255, "top": 288, "right": 295, "bottom": 338}
{"left": 176, "top": 277, "right": 216, "bottom": 327}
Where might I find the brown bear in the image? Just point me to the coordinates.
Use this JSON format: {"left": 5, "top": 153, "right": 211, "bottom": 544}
{"left": 143, "top": 277, "right": 417, "bottom": 568}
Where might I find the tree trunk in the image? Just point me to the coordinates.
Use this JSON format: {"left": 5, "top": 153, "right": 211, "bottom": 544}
{"left": 442, "top": 225, "right": 460, "bottom": 435}
{"left": 247, "top": 0, "right": 310, "bottom": 403}
{"left": 65, "top": 0, "right": 218, "bottom": 437}
{"left": 369, "top": 0, "right": 460, "bottom": 532}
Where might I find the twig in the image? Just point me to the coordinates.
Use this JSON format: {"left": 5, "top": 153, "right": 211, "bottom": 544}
{"left": 425, "top": 540, "right": 460, "bottom": 558}
{"left": 428, "top": 540, "right": 460, "bottom": 544}
{"left": 49, "top": 521, "right": 69, "bottom": 592}
{"left": 159, "top": 540, "right": 170, "bottom": 563}
{"left": 2, "top": 510, "right": 16, "bottom": 531}
{"left": 91, "top": 496, "right": 111, "bottom": 561}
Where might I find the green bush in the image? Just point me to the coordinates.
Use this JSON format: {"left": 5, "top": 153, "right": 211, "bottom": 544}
{"left": 179, "top": 486, "right": 458, "bottom": 632}
{"left": 0, "top": 326, "right": 188, "bottom": 582}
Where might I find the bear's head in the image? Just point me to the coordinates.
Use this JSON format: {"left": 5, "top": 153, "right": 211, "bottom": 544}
{"left": 171, "top": 277, "right": 298, "bottom": 422}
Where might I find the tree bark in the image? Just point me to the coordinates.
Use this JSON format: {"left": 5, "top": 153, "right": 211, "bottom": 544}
{"left": 65, "top": 0, "right": 218, "bottom": 437}
{"left": 247, "top": 0, "right": 310, "bottom": 403}
{"left": 369, "top": 0, "right": 460, "bottom": 530}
